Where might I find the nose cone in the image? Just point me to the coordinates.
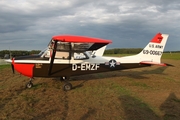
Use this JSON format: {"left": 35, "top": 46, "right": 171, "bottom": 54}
{"left": 13, "top": 64, "right": 34, "bottom": 77}
{"left": 6, "top": 57, "right": 34, "bottom": 77}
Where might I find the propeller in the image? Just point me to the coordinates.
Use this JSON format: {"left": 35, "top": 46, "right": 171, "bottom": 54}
{"left": 11, "top": 58, "right": 15, "bottom": 74}
{"left": 11, "top": 64, "right": 14, "bottom": 74}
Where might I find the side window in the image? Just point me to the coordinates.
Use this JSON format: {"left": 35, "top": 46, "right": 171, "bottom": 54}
{"left": 55, "top": 51, "right": 70, "bottom": 60}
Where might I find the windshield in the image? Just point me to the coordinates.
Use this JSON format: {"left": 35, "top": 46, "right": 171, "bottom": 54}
{"left": 38, "top": 47, "right": 49, "bottom": 56}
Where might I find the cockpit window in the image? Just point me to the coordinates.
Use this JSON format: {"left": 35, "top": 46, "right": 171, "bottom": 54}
{"left": 47, "top": 40, "right": 90, "bottom": 60}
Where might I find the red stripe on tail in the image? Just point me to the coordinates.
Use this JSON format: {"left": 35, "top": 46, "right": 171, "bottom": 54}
{"left": 150, "top": 33, "right": 163, "bottom": 43}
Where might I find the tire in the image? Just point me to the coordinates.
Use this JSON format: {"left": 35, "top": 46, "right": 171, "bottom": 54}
{"left": 63, "top": 83, "right": 72, "bottom": 91}
{"left": 26, "top": 82, "right": 33, "bottom": 88}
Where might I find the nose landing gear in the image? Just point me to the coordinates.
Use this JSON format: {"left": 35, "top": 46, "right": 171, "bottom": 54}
{"left": 26, "top": 78, "right": 34, "bottom": 88}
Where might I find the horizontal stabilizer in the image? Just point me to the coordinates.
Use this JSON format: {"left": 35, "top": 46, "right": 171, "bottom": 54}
{"left": 140, "top": 61, "right": 173, "bottom": 67}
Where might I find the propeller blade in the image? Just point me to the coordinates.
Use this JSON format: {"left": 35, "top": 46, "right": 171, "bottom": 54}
{"left": 11, "top": 58, "right": 15, "bottom": 74}
{"left": 11, "top": 64, "right": 15, "bottom": 74}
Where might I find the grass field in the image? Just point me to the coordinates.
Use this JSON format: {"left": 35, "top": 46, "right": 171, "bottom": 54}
{"left": 0, "top": 53, "right": 180, "bottom": 120}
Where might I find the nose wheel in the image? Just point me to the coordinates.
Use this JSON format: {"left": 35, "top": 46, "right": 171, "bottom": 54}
{"left": 26, "top": 78, "right": 34, "bottom": 89}
{"left": 26, "top": 81, "right": 33, "bottom": 88}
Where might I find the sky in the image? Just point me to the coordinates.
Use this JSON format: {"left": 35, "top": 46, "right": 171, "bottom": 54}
{"left": 0, "top": 0, "right": 180, "bottom": 51}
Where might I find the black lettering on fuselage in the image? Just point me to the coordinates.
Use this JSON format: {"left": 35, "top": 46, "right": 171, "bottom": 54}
{"left": 72, "top": 63, "right": 100, "bottom": 71}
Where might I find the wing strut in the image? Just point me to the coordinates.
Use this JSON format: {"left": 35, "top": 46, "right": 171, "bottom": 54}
{"left": 48, "top": 40, "right": 57, "bottom": 76}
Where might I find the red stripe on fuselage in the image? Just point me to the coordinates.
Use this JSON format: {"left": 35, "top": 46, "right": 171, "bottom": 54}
{"left": 14, "top": 63, "right": 34, "bottom": 78}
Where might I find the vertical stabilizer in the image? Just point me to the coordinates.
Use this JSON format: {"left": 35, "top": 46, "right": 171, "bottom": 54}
{"left": 138, "top": 33, "right": 169, "bottom": 63}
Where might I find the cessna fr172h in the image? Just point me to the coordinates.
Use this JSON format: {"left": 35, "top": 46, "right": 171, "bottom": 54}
{"left": 6, "top": 33, "right": 169, "bottom": 91}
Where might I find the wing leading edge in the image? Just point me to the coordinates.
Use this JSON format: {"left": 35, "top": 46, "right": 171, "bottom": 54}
{"left": 52, "top": 35, "right": 112, "bottom": 43}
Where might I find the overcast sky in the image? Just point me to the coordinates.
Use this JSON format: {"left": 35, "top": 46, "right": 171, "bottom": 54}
{"left": 0, "top": 0, "right": 180, "bottom": 51}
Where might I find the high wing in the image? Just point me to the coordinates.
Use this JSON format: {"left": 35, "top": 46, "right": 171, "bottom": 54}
{"left": 51, "top": 35, "right": 112, "bottom": 51}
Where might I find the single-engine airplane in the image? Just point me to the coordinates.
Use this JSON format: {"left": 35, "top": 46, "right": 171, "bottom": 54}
{"left": 6, "top": 33, "right": 169, "bottom": 91}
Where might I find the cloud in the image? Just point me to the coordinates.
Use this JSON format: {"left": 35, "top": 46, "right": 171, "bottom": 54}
{"left": 0, "top": 0, "right": 180, "bottom": 51}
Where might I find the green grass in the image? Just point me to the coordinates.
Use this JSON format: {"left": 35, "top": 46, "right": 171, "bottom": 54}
{"left": 109, "top": 81, "right": 131, "bottom": 95}
{"left": 131, "top": 82, "right": 151, "bottom": 89}
{"left": 0, "top": 64, "right": 10, "bottom": 70}
{"left": 162, "top": 53, "right": 180, "bottom": 60}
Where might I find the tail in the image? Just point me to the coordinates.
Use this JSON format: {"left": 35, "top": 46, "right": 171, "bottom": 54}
{"left": 137, "top": 33, "right": 169, "bottom": 66}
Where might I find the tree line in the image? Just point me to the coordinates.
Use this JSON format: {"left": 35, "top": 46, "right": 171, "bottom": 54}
{"left": 0, "top": 50, "right": 41, "bottom": 58}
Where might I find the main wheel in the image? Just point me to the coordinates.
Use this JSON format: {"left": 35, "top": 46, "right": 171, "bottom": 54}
{"left": 26, "top": 82, "right": 33, "bottom": 88}
{"left": 63, "top": 83, "right": 72, "bottom": 91}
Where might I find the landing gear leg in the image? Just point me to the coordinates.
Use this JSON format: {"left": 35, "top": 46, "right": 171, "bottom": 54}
{"left": 60, "top": 76, "right": 72, "bottom": 91}
{"left": 26, "top": 78, "right": 34, "bottom": 89}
